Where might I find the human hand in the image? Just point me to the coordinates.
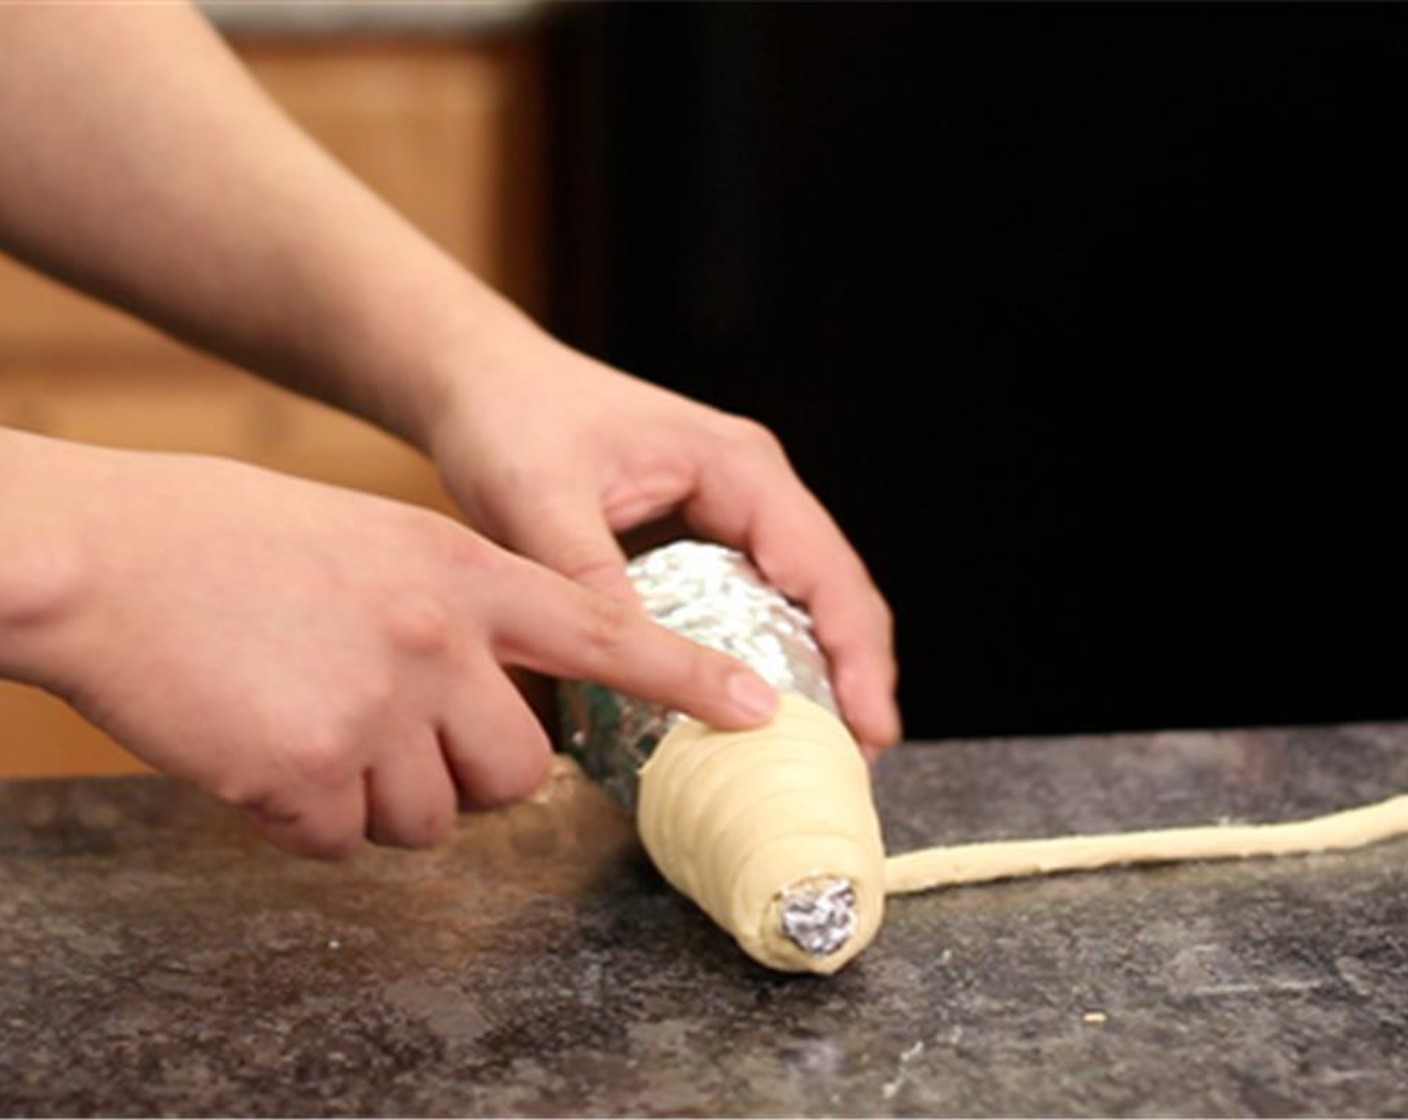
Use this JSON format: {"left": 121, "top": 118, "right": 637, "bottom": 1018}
{"left": 424, "top": 311, "right": 901, "bottom": 755}
{"left": 1, "top": 435, "right": 780, "bottom": 857}
{"left": 0, "top": 0, "right": 895, "bottom": 758}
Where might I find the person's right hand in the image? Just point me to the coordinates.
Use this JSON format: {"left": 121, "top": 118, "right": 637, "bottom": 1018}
{"left": 0, "top": 434, "right": 779, "bottom": 858}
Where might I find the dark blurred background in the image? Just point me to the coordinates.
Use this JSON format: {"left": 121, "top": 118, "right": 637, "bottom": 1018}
{"left": 543, "top": 3, "right": 1407, "bottom": 741}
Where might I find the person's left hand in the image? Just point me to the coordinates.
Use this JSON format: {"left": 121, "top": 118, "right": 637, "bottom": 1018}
{"left": 425, "top": 309, "right": 902, "bottom": 757}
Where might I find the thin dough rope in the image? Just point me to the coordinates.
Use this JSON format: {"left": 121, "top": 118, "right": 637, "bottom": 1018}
{"left": 883, "top": 788, "right": 1408, "bottom": 894}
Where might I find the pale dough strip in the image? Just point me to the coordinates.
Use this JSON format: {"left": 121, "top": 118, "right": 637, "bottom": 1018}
{"left": 883, "top": 790, "right": 1408, "bottom": 895}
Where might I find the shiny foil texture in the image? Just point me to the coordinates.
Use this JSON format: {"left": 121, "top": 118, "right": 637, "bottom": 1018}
{"left": 558, "top": 540, "right": 839, "bottom": 809}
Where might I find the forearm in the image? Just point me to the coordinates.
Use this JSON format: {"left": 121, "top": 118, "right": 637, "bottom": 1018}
{"left": 0, "top": 2, "right": 511, "bottom": 449}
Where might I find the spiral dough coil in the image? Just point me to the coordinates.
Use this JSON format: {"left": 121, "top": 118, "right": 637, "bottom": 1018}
{"left": 637, "top": 693, "right": 887, "bottom": 974}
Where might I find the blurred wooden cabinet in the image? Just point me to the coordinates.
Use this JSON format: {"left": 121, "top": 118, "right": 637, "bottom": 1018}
{"left": 0, "top": 32, "right": 546, "bottom": 777}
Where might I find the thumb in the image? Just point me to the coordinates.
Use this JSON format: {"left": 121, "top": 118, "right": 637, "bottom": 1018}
{"left": 497, "top": 486, "right": 639, "bottom": 606}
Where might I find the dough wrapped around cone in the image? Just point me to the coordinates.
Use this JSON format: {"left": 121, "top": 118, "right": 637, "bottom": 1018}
{"left": 637, "top": 693, "right": 886, "bottom": 974}
{"left": 560, "top": 541, "right": 885, "bottom": 973}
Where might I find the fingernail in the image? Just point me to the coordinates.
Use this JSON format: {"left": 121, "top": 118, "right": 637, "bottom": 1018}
{"left": 728, "top": 672, "right": 778, "bottom": 720}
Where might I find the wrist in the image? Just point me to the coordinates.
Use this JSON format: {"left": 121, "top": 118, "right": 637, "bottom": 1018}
{"left": 0, "top": 429, "right": 94, "bottom": 690}
{"left": 295, "top": 248, "right": 528, "bottom": 456}
{"left": 413, "top": 285, "right": 566, "bottom": 461}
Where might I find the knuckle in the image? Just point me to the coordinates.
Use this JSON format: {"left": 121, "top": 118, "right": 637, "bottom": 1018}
{"left": 475, "top": 748, "right": 552, "bottom": 809}
{"left": 309, "top": 830, "right": 363, "bottom": 862}
{"left": 286, "top": 726, "right": 359, "bottom": 792}
{"left": 382, "top": 592, "right": 452, "bottom": 657}
{"left": 578, "top": 593, "right": 635, "bottom": 664}
{"left": 212, "top": 772, "right": 270, "bottom": 811}
{"left": 551, "top": 545, "right": 624, "bottom": 592}
{"left": 461, "top": 734, "right": 552, "bottom": 811}
{"left": 302, "top": 670, "right": 398, "bottom": 778}
{"left": 423, "top": 512, "right": 508, "bottom": 577}
{"left": 390, "top": 806, "right": 455, "bottom": 850}
{"left": 721, "top": 414, "right": 786, "bottom": 459}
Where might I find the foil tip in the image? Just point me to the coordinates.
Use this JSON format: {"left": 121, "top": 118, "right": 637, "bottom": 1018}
{"left": 778, "top": 877, "right": 858, "bottom": 956}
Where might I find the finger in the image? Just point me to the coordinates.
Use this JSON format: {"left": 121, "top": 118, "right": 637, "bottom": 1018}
{"left": 364, "top": 731, "right": 459, "bottom": 849}
{"left": 489, "top": 563, "right": 779, "bottom": 731}
{"left": 488, "top": 479, "right": 639, "bottom": 605}
{"left": 245, "top": 777, "right": 368, "bottom": 860}
{"left": 797, "top": 567, "right": 902, "bottom": 752}
{"left": 440, "top": 657, "right": 554, "bottom": 809}
{"left": 685, "top": 451, "right": 902, "bottom": 749}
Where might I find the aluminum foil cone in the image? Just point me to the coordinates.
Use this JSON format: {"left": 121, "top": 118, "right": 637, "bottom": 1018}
{"left": 558, "top": 540, "right": 859, "bottom": 962}
{"left": 558, "top": 540, "right": 839, "bottom": 805}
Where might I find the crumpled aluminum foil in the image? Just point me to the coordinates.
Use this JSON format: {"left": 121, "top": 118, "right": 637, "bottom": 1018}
{"left": 558, "top": 540, "right": 838, "bottom": 807}
{"left": 558, "top": 540, "right": 856, "bottom": 959}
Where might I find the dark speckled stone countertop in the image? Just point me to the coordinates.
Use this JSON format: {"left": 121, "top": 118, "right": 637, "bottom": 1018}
{"left": 196, "top": 1, "right": 546, "bottom": 38}
{"left": 6, "top": 722, "right": 1408, "bottom": 1117}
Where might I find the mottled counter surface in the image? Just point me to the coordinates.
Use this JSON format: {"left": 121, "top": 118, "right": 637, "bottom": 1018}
{"left": 6, "top": 723, "right": 1408, "bottom": 1117}
{"left": 196, "top": 1, "right": 546, "bottom": 38}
